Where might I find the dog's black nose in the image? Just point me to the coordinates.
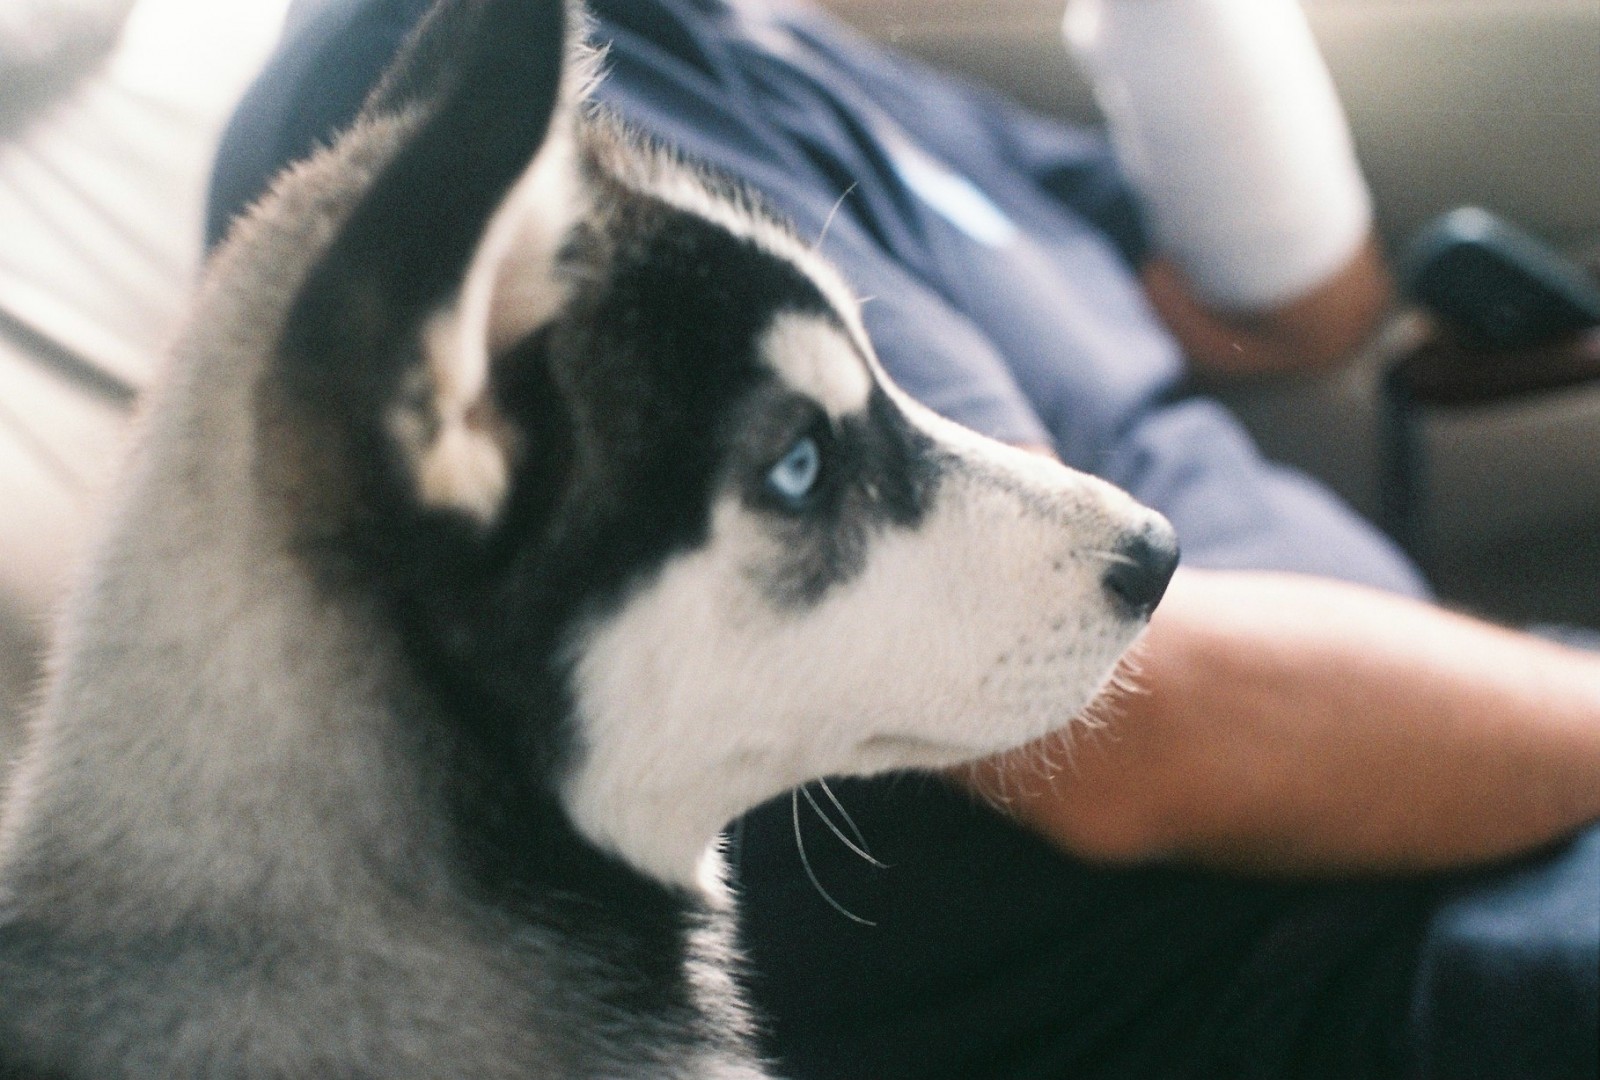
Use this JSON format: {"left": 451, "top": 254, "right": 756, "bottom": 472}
{"left": 1103, "top": 524, "right": 1180, "bottom": 618}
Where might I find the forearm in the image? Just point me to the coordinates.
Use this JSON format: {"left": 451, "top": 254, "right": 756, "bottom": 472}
{"left": 964, "top": 567, "right": 1600, "bottom": 874}
{"left": 1140, "top": 238, "right": 1394, "bottom": 376}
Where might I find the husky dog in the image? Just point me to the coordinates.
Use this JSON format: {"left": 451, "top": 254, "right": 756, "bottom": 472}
{"left": 0, "top": 0, "right": 1177, "bottom": 1074}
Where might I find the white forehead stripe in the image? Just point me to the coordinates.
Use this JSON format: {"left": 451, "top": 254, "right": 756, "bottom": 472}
{"left": 760, "top": 314, "right": 872, "bottom": 418}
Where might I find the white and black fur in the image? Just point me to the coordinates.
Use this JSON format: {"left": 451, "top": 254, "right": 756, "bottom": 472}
{"left": 0, "top": 0, "right": 1178, "bottom": 1075}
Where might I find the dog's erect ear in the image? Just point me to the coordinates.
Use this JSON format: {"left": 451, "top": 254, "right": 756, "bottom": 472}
{"left": 278, "top": 0, "right": 587, "bottom": 523}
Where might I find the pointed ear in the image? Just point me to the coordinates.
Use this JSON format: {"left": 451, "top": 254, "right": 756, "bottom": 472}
{"left": 412, "top": 77, "right": 588, "bottom": 523}
{"left": 278, "top": 0, "right": 590, "bottom": 524}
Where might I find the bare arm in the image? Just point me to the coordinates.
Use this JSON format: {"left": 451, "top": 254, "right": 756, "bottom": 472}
{"left": 961, "top": 567, "right": 1600, "bottom": 875}
{"left": 1140, "top": 237, "right": 1394, "bottom": 377}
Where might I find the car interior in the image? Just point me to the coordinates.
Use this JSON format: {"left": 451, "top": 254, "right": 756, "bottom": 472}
{"left": 1, "top": 0, "right": 1598, "bottom": 750}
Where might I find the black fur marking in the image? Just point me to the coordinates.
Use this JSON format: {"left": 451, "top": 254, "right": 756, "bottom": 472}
{"left": 362, "top": 0, "right": 502, "bottom": 120}
{"left": 272, "top": 0, "right": 568, "bottom": 523}
{"left": 743, "top": 385, "right": 940, "bottom": 606}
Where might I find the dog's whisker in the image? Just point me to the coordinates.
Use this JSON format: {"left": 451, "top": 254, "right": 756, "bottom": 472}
{"left": 792, "top": 789, "right": 877, "bottom": 926}
{"left": 1077, "top": 548, "right": 1138, "bottom": 568}
{"left": 802, "top": 782, "right": 887, "bottom": 869}
{"left": 811, "top": 181, "right": 858, "bottom": 252}
{"left": 817, "top": 778, "right": 881, "bottom": 862}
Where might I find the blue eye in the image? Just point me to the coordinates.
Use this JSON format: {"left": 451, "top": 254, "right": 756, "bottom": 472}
{"left": 765, "top": 435, "right": 821, "bottom": 508}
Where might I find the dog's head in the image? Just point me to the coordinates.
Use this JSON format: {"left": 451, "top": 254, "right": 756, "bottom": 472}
{"left": 255, "top": 0, "right": 1176, "bottom": 887}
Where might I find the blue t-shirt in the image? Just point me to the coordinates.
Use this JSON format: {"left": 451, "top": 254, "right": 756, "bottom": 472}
{"left": 206, "top": 3, "right": 1465, "bottom": 1077}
